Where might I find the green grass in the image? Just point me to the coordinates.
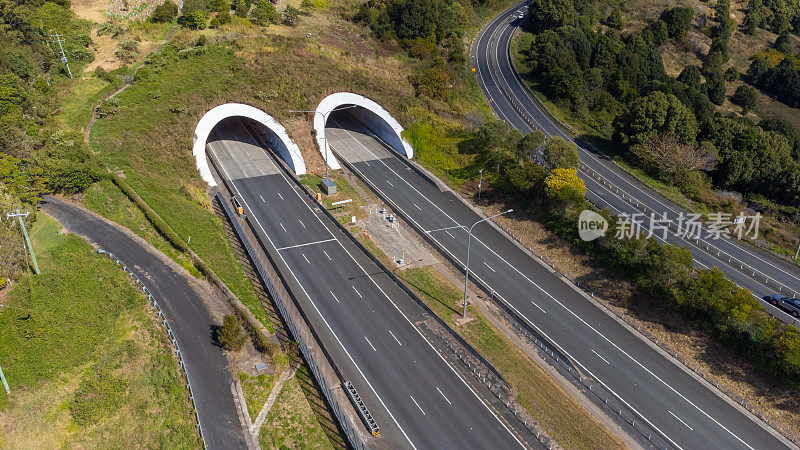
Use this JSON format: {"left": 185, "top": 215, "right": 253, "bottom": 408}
{"left": 0, "top": 213, "right": 198, "bottom": 448}
{"left": 299, "top": 171, "right": 368, "bottom": 223}
{"left": 239, "top": 371, "right": 276, "bottom": 420}
{"left": 397, "top": 266, "right": 625, "bottom": 450}
{"left": 259, "top": 364, "right": 334, "bottom": 449}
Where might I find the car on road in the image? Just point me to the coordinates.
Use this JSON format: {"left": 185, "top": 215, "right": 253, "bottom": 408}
{"left": 768, "top": 294, "right": 800, "bottom": 317}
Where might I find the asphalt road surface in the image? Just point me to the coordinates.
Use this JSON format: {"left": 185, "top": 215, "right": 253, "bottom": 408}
{"left": 206, "top": 117, "right": 530, "bottom": 449}
{"left": 325, "top": 111, "right": 793, "bottom": 450}
{"left": 41, "top": 196, "right": 249, "bottom": 450}
{"left": 473, "top": 1, "right": 800, "bottom": 324}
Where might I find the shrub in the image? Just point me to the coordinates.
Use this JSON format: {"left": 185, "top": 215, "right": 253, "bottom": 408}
{"left": 544, "top": 167, "right": 586, "bottom": 205}
{"left": 542, "top": 136, "right": 579, "bottom": 169}
{"left": 217, "top": 314, "right": 246, "bottom": 351}
{"left": 723, "top": 66, "right": 739, "bottom": 81}
{"left": 150, "top": 1, "right": 178, "bottom": 22}
{"left": 282, "top": 5, "right": 300, "bottom": 26}
{"left": 660, "top": 6, "right": 693, "bottom": 40}
{"left": 731, "top": 85, "right": 757, "bottom": 114}
{"left": 250, "top": 0, "right": 278, "bottom": 26}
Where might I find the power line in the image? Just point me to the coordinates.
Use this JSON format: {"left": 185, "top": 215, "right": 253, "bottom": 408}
{"left": 49, "top": 31, "right": 73, "bottom": 78}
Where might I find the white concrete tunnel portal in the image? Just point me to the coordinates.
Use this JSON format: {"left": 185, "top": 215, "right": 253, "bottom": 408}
{"left": 314, "top": 93, "right": 414, "bottom": 170}
{"left": 193, "top": 103, "right": 307, "bottom": 187}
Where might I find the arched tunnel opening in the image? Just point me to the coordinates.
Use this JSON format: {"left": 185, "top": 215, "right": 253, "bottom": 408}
{"left": 205, "top": 117, "right": 287, "bottom": 183}
{"left": 313, "top": 93, "right": 413, "bottom": 171}
{"left": 193, "top": 103, "right": 305, "bottom": 187}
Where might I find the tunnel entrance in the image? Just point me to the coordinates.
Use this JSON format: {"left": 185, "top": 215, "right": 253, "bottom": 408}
{"left": 193, "top": 103, "right": 305, "bottom": 186}
{"left": 314, "top": 93, "right": 413, "bottom": 170}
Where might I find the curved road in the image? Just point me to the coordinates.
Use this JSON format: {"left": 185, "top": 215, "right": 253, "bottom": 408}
{"left": 41, "top": 196, "right": 249, "bottom": 450}
{"left": 473, "top": 2, "right": 800, "bottom": 324}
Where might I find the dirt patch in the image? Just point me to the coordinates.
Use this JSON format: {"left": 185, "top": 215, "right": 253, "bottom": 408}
{"left": 357, "top": 204, "right": 439, "bottom": 268}
{"left": 72, "top": 0, "right": 108, "bottom": 22}
{"left": 86, "top": 30, "right": 123, "bottom": 72}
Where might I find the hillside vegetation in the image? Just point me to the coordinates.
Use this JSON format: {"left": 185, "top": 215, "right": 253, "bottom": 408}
{"left": 515, "top": 0, "right": 800, "bottom": 256}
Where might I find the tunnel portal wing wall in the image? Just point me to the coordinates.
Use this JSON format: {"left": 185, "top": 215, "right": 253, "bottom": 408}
{"left": 193, "top": 103, "right": 306, "bottom": 186}
{"left": 314, "top": 93, "right": 414, "bottom": 171}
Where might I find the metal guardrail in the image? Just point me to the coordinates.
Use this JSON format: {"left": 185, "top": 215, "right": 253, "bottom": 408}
{"left": 344, "top": 380, "right": 379, "bottom": 437}
{"left": 215, "top": 192, "right": 369, "bottom": 450}
{"left": 96, "top": 249, "right": 207, "bottom": 449}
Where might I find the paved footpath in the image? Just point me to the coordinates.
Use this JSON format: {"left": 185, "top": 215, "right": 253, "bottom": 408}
{"left": 42, "top": 195, "right": 250, "bottom": 450}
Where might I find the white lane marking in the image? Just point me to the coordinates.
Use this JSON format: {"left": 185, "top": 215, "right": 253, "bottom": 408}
{"left": 329, "top": 122, "right": 760, "bottom": 449}
{"left": 260, "top": 194, "right": 265, "bottom": 202}
{"left": 323, "top": 250, "right": 332, "bottom": 261}
{"left": 530, "top": 300, "right": 546, "bottom": 313}
{"left": 445, "top": 230, "right": 455, "bottom": 239}
{"left": 277, "top": 192, "right": 284, "bottom": 200}
{"left": 327, "top": 118, "right": 691, "bottom": 449}
{"left": 330, "top": 290, "right": 340, "bottom": 303}
{"left": 275, "top": 238, "right": 336, "bottom": 251}
{"left": 483, "top": 261, "right": 495, "bottom": 272}
{"left": 388, "top": 330, "right": 402, "bottom": 346}
{"left": 591, "top": 349, "right": 610, "bottom": 365}
{"left": 234, "top": 124, "right": 527, "bottom": 448}
{"left": 365, "top": 336, "right": 377, "bottom": 352}
{"left": 279, "top": 223, "right": 287, "bottom": 233}
{"left": 409, "top": 395, "right": 426, "bottom": 415}
{"left": 669, "top": 411, "right": 695, "bottom": 431}
{"left": 299, "top": 219, "right": 306, "bottom": 228}
{"left": 387, "top": 180, "right": 394, "bottom": 187}
{"left": 352, "top": 285, "right": 363, "bottom": 298}
{"left": 413, "top": 203, "right": 421, "bottom": 210}
{"left": 315, "top": 143, "right": 526, "bottom": 448}
{"left": 302, "top": 253, "right": 310, "bottom": 264}
{"left": 211, "top": 126, "right": 418, "bottom": 450}
{"left": 437, "top": 387, "right": 452, "bottom": 406}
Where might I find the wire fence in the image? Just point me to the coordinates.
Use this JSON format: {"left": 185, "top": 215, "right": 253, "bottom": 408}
{"left": 96, "top": 248, "right": 207, "bottom": 449}
{"left": 215, "top": 192, "right": 369, "bottom": 450}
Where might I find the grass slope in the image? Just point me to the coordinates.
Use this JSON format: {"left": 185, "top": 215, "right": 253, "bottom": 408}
{"left": 0, "top": 214, "right": 198, "bottom": 447}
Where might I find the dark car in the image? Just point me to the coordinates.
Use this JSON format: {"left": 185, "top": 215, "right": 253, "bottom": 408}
{"left": 768, "top": 294, "right": 800, "bottom": 318}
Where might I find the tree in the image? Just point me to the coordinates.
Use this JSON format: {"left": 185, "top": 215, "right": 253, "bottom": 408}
{"left": 414, "top": 63, "right": 451, "bottom": 100}
{"left": 543, "top": 136, "right": 580, "bottom": 169}
{"left": 613, "top": 91, "right": 698, "bottom": 149}
{"left": 631, "top": 133, "right": 717, "bottom": 184}
{"left": 515, "top": 130, "right": 545, "bottom": 162}
{"left": 544, "top": 168, "right": 586, "bottom": 205}
{"left": 282, "top": 5, "right": 300, "bottom": 26}
{"left": 217, "top": 314, "right": 246, "bottom": 351}
{"left": 250, "top": 0, "right": 278, "bottom": 25}
{"left": 604, "top": 8, "right": 622, "bottom": 29}
{"left": 732, "top": 85, "right": 757, "bottom": 114}
{"left": 660, "top": 6, "right": 693, "bottom": 40}
{"left": 747, "top": 57, "right": 768, "bottom": 82}
{"left": 677, "top": 65, "right": 702, "bottom": 89}
{"left": 705, "top": 72, "right": 726, "bottom": 106}
{"left": 217, "top": 10, "right": 232, "bottom": 24}
{"left": 525, "top": 0, "right": 575, "bottom": 33}
{"left": 724, "top": 66, "right": 739, "bottom": 81}
{"left": 180, "top": 10, "right": 207, "bottom": 29}
{"left": 151, "top": 1, "right": 178, "bottom": 22}
{"left": 773, "top": 30, "right": 792, "bottom": 54}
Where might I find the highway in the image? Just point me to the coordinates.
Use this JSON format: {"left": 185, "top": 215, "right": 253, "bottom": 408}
{"left": 325, "top": 111, "right": 793, "bottom": 449}
{"left": 473, "top": 1, "right": 800, "bottom": 324}
{"left": 205, "top": 118, "right": 530, "bottom": 449}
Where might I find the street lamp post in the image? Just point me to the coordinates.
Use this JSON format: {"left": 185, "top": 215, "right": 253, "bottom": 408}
{"left": 462, "top": 209, "right": 512, "bottom": 318}
{"left": 795, "top": 239, "right": 799, "bottom": 259}
{"left": 478, "top": 169, "right": 483, "bottom": 199}
{"left": 289, "top": 105, "right": 358, "bottom": 179}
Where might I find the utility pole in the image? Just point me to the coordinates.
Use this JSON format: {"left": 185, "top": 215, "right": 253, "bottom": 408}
{"left": 462, "top": 209, "right": 512, "bottom": 318}
{"left": 50, "top": 31, "right": 73, "bottom": 78}
{"left": 0, "top": 362, "right": 9, "bottom": 395}
{"left": 7, "top": 211, "right": 39, "bottom": 275}
{"left": 795, "top": 239, "right": 799, "bottom": 260}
